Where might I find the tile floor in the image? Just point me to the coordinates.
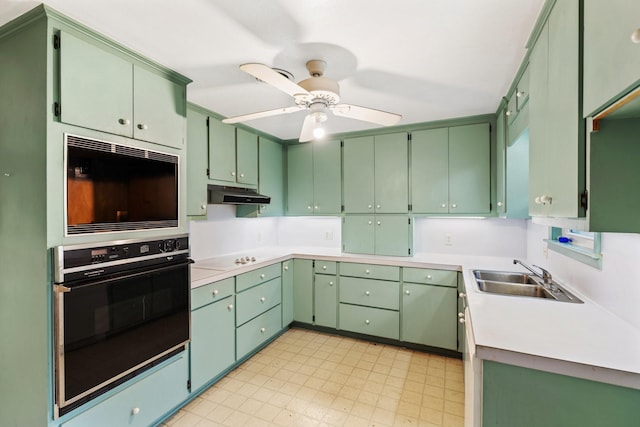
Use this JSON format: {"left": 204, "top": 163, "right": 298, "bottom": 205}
{"left": 162, "top": 328, "right": 464, "bottom": 427}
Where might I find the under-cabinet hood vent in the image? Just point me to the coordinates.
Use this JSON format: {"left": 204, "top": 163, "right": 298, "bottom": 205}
{"left": 207, "top": 185, "right": 271, "bottom": 205}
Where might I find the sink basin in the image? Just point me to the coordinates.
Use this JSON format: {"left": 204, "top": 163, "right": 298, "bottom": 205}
{"left": 473, "top": 270, "right": 538, "bottom": 284}
{"left": 472, "top": 269, "right": 583, "bottom": 303}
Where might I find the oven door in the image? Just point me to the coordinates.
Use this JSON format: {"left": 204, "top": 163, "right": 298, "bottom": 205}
{"left": 54, "top": 259, "right": 191, "bottom": 415}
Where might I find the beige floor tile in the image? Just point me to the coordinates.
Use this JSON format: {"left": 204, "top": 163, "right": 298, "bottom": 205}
{"left": 204, "top": 405, "right": 234, "bottom": 423}
{"left": 444, "top": 400, "right": 465, "bottom": 417}
{"left": 443, "top": 412, "right": 465, "bottom": 427}
{"left": 344, "top": 414, "right": 370, "bottom": 427}
{"left": 170, "top": 412, "right": 203, "bottom": 427}
{"left": 444, "top": 389, "right": 464, "bottom": 404}
{"left": 351, "top": 401, "right": 376, "bottom": 419}
{"left": 371, "top": 407, "right": 396, "bottom": 426}
{"left": 419, "top": 407, "right": 444, "bottom": 425}
{"left": 255, "top": 402, "right": 281, "bottom": 421}
{"left": 184, "top": 398, "right": 216, "bottom": 417}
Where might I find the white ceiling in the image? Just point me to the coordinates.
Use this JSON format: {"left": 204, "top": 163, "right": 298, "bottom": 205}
{"left": 0, "top": 0, "right": 544, "bottom": 140}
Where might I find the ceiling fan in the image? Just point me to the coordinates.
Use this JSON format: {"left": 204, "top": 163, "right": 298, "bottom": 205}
{"left": 222, "top": 60, "right": 402, "bottom": 142}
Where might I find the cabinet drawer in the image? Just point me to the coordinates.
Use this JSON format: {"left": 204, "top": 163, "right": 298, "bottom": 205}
{"left": 339, "top": 276, "right": 399, "bottom": 310}
{"left": 403, "top": 268, "right": 457, "bottom": 288}
{"left": 191, "top": 277, "right": 235, "bottom": 310}
{"left": 62, "top": 354, "right": 188, "bottom": 427}
{"left": 314, "top": 260, "right": 337, "bottom": 275}
{"left": 237, "top": 305, "right": 282, "bottom": 359}
{"left": 340, "top": 262, "right": 400, "bottom": 281}
{"left": 339, "top": 304, "right": 399, "bottom": 340}
{"left": 236, "top": 263, "right": 281, "bottom": 292}
{"left": 236, "top": 278, "right": 281, "bottom": 326}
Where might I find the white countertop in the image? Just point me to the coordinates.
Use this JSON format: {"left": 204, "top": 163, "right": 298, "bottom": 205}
{"left": 190, "top": 247, "right": 640, "bottom": 390}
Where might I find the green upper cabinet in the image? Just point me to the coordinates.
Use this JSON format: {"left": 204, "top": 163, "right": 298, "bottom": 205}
{"left": 208, "top": 119, "right": 258, "bottom": 188}
{"left": 412, "top": 123, "right": 490, "bottom": 214}
{"left": 583, "top": 0, "right": 640, "bottom": 116}
{"left": 238, "top": 136, "right": 284, "bottom": 217}
{"left": 286, "top": 140, "right": 341, "bottom": 215}
{"left": 186, "top": 106, "right": 208, "bottom": 217}
{"left": 342, "top": 214, "right": 412, "bottom": 257}
{"left": 343, "top": 133, "right": 409, "bottom": 214}
{"left": 495, "top": 109, "right": 507, "bottom": 216}
{"left": 528, "top": 0, "right": 585, "bottom": 218}
{"left": 58, "top": 30, "right": 186, "bottom": 149}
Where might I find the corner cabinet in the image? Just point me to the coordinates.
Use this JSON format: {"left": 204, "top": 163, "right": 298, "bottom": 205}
{"left": 411, "top": 123, "right": 491, "bottom": 215}
{"left": 58, "top": 30, "right": 188, "bottom": 149}
{"left": 528, "top": 0, "right": 585, "bottom": 218}
{"left": 286, "top": 140, "right": 341, "bottom": 215}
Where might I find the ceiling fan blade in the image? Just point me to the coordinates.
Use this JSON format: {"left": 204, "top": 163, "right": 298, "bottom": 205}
{"left": 332, "top": 104, "right": 402, "bottom": 126}
{"left": 299, "top": 114, "right": 316, "bottom": 142}
{"left": 222, "top": 105, "right": 304, "bottom": 124}
{"left": 240, "top": 63, "right": 311, "bottom": 98}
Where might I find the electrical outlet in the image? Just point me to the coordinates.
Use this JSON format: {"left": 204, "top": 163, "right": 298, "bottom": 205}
{"left": 257, "top": 232, "right": 262, "bottom": 242}
{"left": 543, "top": 245, "right": 548, "bottom": 259}
{"left": 325, "top": 231, "right": 333, "bottom": 241}
{"left": 445, "top": 234, "right": 453, "bottom": 246}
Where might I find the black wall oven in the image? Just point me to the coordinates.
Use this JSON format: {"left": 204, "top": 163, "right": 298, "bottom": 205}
{"left": 52, "top": 235, "right": 191, "bottom": 417}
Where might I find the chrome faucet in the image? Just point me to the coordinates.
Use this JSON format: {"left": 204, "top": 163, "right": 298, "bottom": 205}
{"left": 513, "top": 259, "right": 553, "bottom": 286}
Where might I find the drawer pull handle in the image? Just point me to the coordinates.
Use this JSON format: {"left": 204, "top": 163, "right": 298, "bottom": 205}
{"left": 405, "top": 290, "right": 410, "bottom": 296}
{"left": 260, "top": 327, "right": 266, "bottom": 333}
{"left": 365, "top": 319, "right": 370, "bottom": 325}
{"left": 212, "top": 289, "right": 219, "bottom": 296}
{"left": 132, "top": 407, "right": 140, "bottom": 415}
{"left": 260, "top": 274, "right": 265, "bottom": 279}
{"left": 260, "top": 297, "right": 266, "bottom": 303}
{"left": 322, "top": 265, "right": 327, "bottom": 270}
{"left": 227, "top": 304, "right": 234, "bottom": 311}
{"left": 426, "top": 275, "right": 432, "bottom": 280}
{"left": 365, "top": 269, "right": 370, "bottom": 275}
{"left": 365, "top": 291, "right": 371, "bottom": 296}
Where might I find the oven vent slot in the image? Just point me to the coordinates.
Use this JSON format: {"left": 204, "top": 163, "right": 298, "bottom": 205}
{"left": 67, "top": 220, "right": 178, "bottom": 235}
{"left": 66, "top": 135, "right": 178, "bottom": 164}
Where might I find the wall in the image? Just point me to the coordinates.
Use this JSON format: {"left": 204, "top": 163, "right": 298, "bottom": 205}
{"left": 527, "top": 221, "right": 640, "bottom": 330}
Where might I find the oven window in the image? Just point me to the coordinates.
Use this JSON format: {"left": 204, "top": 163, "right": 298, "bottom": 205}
{"left": 61, "top": 263, "right": 189, "bottom": 403}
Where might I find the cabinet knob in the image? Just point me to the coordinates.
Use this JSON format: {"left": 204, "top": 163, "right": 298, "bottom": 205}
{"left": 322, "top": 265, "right": 327, "bottom": 270}
{"left": 632, "top": 28, "right": 640, "bottom": 43}
{"left": 227, "top": 304, "right": 234, "bottom": 311}
{"left": 329, "top": 281, "right": 334, "bottom": 286}
{"left": 459, "top": 317, "right": 466, "bottom": 324}
{"left": 459, "top": 292, "right": 466, "bottom": 298}
{"left": 260, "top": 327, "right": 266, "bottom": 333}
{"left": 405, "top": 290, "right": 410, "bottom": 296}
{"left": 260, "top": 274, "right": 265, "bottom": 279}
{"left": 441, "top": 203, "right": 447, "bottom": 208}
{"left": 131, "top": 407, "right": 140, "bottom": 415}
{"left": 458, "top": 312, "right": 465, "bottom": 318}
{"left": 505, "top": 110, "right": 513, "bottom": 117}
{"left": 451, "top": 203, "right": 457, "bottom": 208}
{"left": 137, "top": 123, "right": 148, "bottom": 130}
{"left": 364, "top": 319, "right": 370, "bottom": 325}
{"left": 239, "top": 173, "right": 245, "bottom": 178}
{"left": 260, "top": 297, "right": 266, "bottom": 303}
{"left": 284, "top": 266, "right": 289, "bottom": 271}
{"left": 118, "top": 118, "right": 130, "bottom": 125}
{"left": 368, "top": 204, "right": 373, "bottom": 209}
{"left": 368, "top": 221, "right": 373, "bottom": 225}
{"left": 365, "top": 269, "right": 371, "bottom": 274}
{"left": 212, "top": 289, "right": 219, "bottom": 296}
{"left": 231, "top": 171, "right": 236, "bottom": 177}
{"left": 516, "top": 91, "right": 525, "bottom": 98}
{"left": 314, "top": 205, "right": 319, "bottom": 210}
{"left": 540, "top": 195, "right": 552, "bottom": 205}
{"left": 307, "top": 205, "right": 312, "bottom": 210}
{"left": 365, "top": 291, "right": 371, "bottom": 296}
{"left": 376, "top": 204, "right": 381, "bottom": 209}
{"left": 497, "top": 201, "right": 503, "bottom": 207}
{"left": 376, "top": 221, "right": 381, "bottom": 226}
{"left": 201, "top": 204, "right": 207, "bottom": 210}
{"left": 426, "top": 275, "right": 432, "bottom": 280}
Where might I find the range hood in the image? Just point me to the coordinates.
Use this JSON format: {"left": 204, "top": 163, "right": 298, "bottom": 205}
{"left": 207, "top": 185, "right": 271, "bottom": 205}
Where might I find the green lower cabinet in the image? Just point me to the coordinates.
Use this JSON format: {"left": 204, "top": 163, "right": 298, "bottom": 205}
{"left": 236, "top": 305, "right": 282, "bottom": 360}
{"left": 342, "top": 214, "right": 412, "bottom": 256}
{"left": 401, "top": 283, "right": 457, "bottom": 350}
{"left": 190, "top": 295, "right": 236, "bottom": 392}
{"left": 61, "top": 354, "right": 189, "bottom": 427}
{"left": 292, "top": 259, "right": 314, "bottom": 323}
{"left": 339, "top": 304, "right": 399, "bottom": 340}
{"left": 281, "top": 261, "right": 294, "bottom": 326}
{"left": 314, "top": 273, "right": 337, "bottom": 328}
{"left": 235, "top": 278, "right": 281, "bottom": 326}
{"left": 482, "top": 361, "right": 640, "bottom": 427}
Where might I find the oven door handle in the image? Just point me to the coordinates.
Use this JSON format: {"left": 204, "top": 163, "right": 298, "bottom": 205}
{"left": 62, "top": 258, "right": 193, "bottom": 291}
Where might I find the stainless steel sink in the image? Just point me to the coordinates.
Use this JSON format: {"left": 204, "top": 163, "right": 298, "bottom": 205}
{"left": 472, "top": 269, "right": 583, "bottom": 303}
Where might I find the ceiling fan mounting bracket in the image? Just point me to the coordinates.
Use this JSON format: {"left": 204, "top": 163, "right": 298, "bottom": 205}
{"left": 305, "top": 59, "right": 327, "bottom": 77}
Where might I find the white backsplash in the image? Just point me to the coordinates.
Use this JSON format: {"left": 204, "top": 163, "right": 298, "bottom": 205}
{"left": 526, "top": 221, "right": 640, "bottom": 330}
{"left": 413, "top": 217, "right": 528, "bottom": 257}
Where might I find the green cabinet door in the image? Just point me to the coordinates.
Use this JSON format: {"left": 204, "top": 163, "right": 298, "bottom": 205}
{"left": 583, "top": 1, "right": 640, "bottom": 116}
{"left": 495, "top": 108, "right": 507, "bottom": 215}
{"left": 343, "top": 136, "right": 375, "bottom": 213}
{"left": 281, "top": 261, "right": 294, "bottom": 326}
{"left": 342, "top": 215, "right": 375, "bottom": 255}
{"left": 236, "top": 128, "right": 258, "bottom": 186}
{"left": 411, "top": 128, "right": 449, "bottom": 213}
{"left": 314, "top": 273, "right": 337, "bottom": 328}
{"left": 292, "top": 259, "right": 313, "bottom": 323}
{"left": 374, "top": 133, "right": 409, "bottom": 213}
{"left": 208, "top": 118, "right": 236, "bottom": 183}
{"left": 313, "top": 139, "right": 342, "bottom": 214}
{"left": 449, "top": 123, "right": 491, "bottom": 214}
{"left": 287, "top": 143, "right": 314, "bottom": 215}
{"left": 132, "top": 65, "right": 186, "bottom": 148}
{"left": 190, "top": 296, "right": 236, "bottom": 392}
{"left": 375, "top": 215, "right": 411, "bottom": 257}
{"left": 402, "top": 283, "right": 457, "bottom": 350}
{"left": 59, "top": 30, "right": 133, "bottom": 137}
{"left": 186, "top": 107, "right": 208, "bottom": 217}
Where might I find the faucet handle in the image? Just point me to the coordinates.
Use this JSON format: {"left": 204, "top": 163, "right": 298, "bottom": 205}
{"left": 533, "top": 264, "right": 552, "bottom": 281}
